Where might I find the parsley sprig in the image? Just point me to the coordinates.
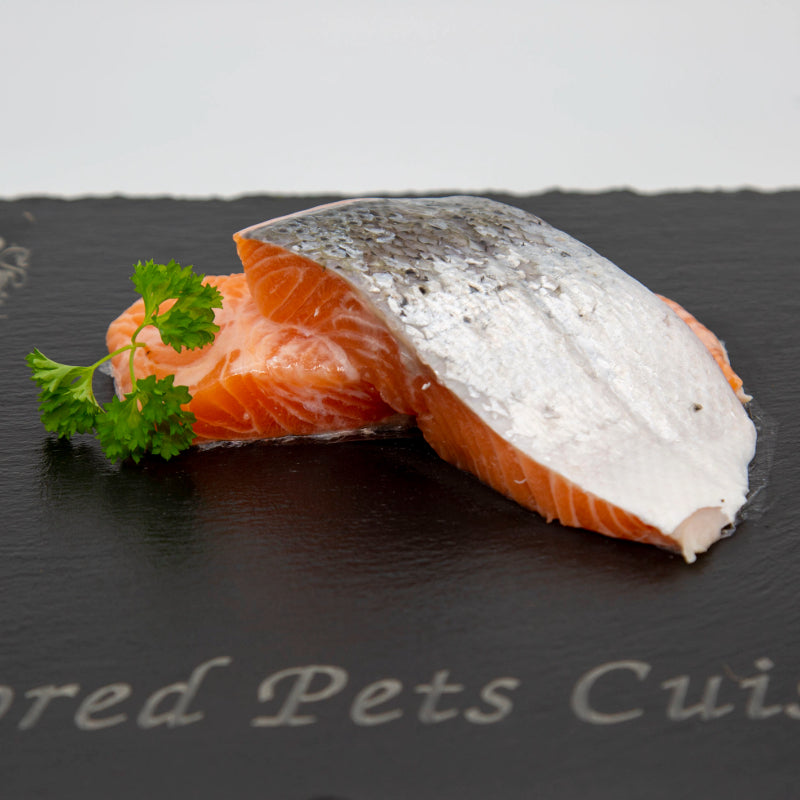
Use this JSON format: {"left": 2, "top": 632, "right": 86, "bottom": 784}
{"left": 26, "top": 259, "right": 223, "bottom": 463}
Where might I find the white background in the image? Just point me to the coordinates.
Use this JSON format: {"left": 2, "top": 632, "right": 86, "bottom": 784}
{"left": 3, "top": 0, "right": 798, "bottom": 197}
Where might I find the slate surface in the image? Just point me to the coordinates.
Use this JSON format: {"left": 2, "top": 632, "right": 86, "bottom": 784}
{"left": 0, "top": 191, "right": 798, "bottom": 799}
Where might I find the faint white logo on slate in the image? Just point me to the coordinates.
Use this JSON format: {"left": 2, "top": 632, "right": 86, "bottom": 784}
{"left": 0, "top": 237, "right": 31, "bottom": 317}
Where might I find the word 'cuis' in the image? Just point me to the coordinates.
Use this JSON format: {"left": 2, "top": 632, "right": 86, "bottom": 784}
{"left": 571, "top": 657, "right": 800, "bottom": 723}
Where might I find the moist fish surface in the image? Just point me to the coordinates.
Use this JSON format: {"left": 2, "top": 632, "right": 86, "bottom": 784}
{"left": 233, "top": 196, "right": 757, "bottom": 562}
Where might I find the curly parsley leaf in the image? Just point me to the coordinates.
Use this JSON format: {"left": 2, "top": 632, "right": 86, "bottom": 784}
{"left": 96, "top": 375, "right": 197, "bottom": 463}
{"left": 26, "top": 349, "right": 101, "bottom": 437}
{"left": 26, "top": 260, "right": 222, "bottom": 462}
{"left": 132, "top": 259, "right": 223, "bottom": 352}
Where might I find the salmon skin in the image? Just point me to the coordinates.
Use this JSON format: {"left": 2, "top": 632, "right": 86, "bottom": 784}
{"left": 234, "top": 196, "right": 757, "bottom": 562}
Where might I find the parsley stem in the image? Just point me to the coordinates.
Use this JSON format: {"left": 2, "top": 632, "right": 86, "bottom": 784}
{"left": 86, "top": 342, "right": 146, "bottom": 375}
{"left": 83, "top": 342, "right": 147, "bottom": 401}
{"left": 126, "top": 315, "right": 159, "bottom": 392}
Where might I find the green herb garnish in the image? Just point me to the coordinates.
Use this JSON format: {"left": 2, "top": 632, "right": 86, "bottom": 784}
{"left": 26, "top": 259, "right": 223, "bottom": 463}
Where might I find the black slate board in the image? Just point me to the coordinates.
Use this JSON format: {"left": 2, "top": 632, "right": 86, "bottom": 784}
{"left": 0, "top": 192, "right": 798, "bottom": 799}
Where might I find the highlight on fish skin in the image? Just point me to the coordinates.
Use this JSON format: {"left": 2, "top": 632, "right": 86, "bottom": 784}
{"left": 103, "top": 197, "right": 757, "bottom": 561}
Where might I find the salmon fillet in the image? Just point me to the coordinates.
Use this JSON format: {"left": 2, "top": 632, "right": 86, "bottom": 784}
{"left": 233, "top": 197, "right": 757, "bottom": 562}
{"left": 106, "top": 272, "right": 399, "bottom": 441}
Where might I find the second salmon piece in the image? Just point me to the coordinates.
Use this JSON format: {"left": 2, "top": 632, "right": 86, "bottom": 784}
{"left": 106, "top": 273, "right": 400, "bottom": 441}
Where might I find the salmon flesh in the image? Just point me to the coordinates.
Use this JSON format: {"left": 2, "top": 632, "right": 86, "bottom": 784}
{"left": 107, "top": 273, "right": 401, "bottom": 440}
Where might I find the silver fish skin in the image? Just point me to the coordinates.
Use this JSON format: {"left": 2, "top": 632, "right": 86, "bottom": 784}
{"left": 238, "top": 197, "right": 757, "bottom": 561}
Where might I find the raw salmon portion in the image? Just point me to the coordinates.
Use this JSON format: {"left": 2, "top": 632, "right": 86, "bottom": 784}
{"left": 105, "top": 273, "right": 399, "bottom": 441}
{"left": 235, "top": 197, "right": 757, "bottom": 562}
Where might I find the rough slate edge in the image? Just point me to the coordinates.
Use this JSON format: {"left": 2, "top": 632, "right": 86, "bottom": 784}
{"left": 0, "top": 191, "right": 798, "bottom": 800}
